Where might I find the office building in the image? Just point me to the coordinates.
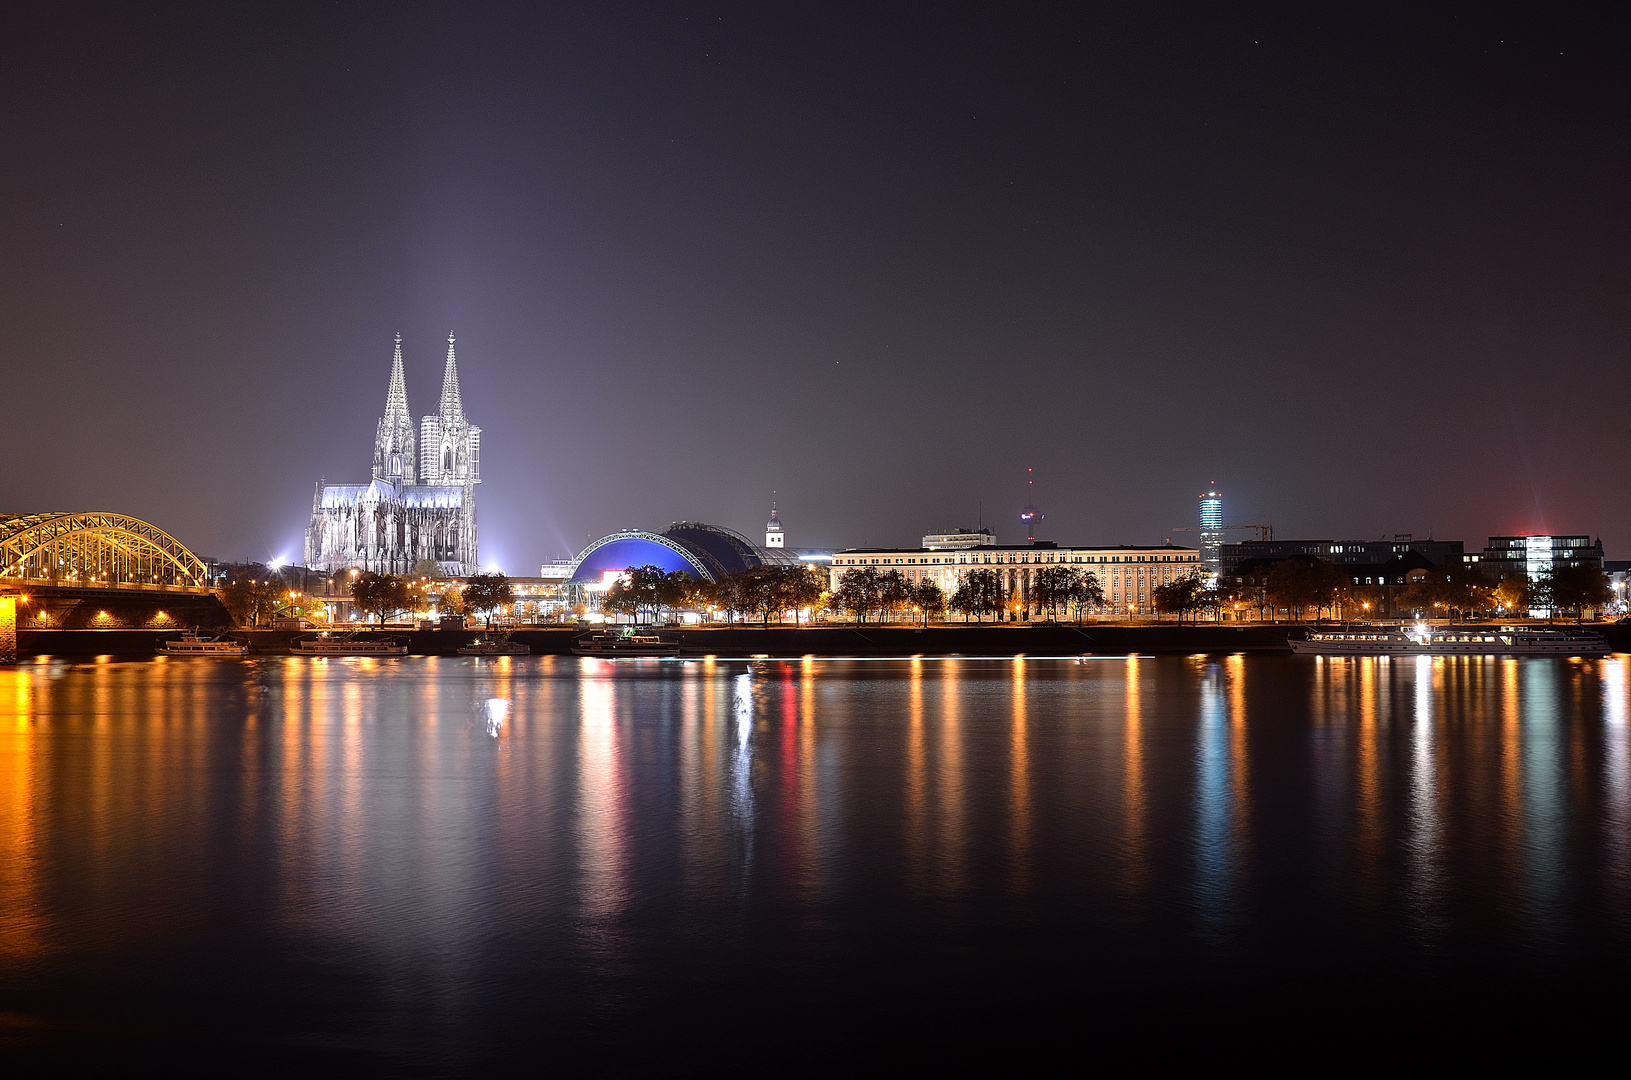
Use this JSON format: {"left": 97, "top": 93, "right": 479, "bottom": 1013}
{"left": 830, "top": 541, "right": 1202, "bottom": 617}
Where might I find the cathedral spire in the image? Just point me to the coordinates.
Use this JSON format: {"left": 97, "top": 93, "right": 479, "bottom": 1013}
{"left": 438, "top": 331, "right": 464, "bottom": 422}
{"left": 384, "top": 332, "right": 410, "bottom": 422}
{"left": 373, "top": 332, "right": 416, "bottom": 484}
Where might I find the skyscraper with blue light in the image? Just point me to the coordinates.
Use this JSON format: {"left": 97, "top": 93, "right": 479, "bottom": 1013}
{"left": 1199, "top": 487, "right": 1224, "bottom": 582}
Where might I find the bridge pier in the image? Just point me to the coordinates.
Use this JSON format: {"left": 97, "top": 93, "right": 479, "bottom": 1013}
{"left": 0, "top": 596, "right": 15, "bottom": 664}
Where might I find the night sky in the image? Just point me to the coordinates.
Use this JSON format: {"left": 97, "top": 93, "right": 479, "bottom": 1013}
{"left": 3, "top": 4, "right": 1627, "bottom": 568}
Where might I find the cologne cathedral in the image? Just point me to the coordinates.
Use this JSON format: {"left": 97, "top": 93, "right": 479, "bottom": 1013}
{"left": 305, "top": 333, "right": 482, "bottom": 576}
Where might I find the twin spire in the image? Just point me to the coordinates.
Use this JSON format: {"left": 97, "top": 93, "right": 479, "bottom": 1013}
{"left": 382, "top": 331, "right": 466, "bottom": 425}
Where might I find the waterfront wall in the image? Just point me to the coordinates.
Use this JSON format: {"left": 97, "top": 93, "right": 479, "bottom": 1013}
{"left": 18, "top": 621, "right": 1631, "bottom": 659}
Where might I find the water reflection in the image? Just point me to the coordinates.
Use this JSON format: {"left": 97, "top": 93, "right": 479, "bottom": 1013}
{"left": 1194, "top": 660, "right": 1238, "bottom": 946}
{"left": 1520, "top": 660, "right": 1565, "bottom": 947}
{"left": 1009, "top": 656, "right": 1031, "bottom": 891}
{"left": 1121, "top": 656, "right": 1146, "bottom": 896}
{"left": 1405, "top": 655, "right": 1445, "bottom": 940}
{"left": 1605, "top": 659, "right": 1631, "bottom": 893}
{"left": 578, "top": 674, "right": 626, "bottom": 923}
{"left": 0, "top": 653, "right": 1626, "bottom": 1051}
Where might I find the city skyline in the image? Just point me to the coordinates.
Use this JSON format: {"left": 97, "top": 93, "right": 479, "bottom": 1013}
{"left": 3, "top": 6, "right": 1626, "bottom": 567}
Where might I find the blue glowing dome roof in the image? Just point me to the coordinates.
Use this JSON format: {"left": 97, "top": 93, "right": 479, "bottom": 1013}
{"left": 570, "top": 533, "right": 706, "bottom": 582}
{"left": 569, "top": 523, "right": 798, "bottom": 583}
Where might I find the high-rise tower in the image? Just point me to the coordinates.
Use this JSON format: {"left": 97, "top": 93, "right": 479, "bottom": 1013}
{"left": 1199, "top": 486, "right": 1224, "bottom": 581}
{"left": 372, "top": 333, "right": 416, "bottom": 484}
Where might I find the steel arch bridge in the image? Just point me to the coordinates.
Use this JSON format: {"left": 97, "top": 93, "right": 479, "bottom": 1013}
{"left": 0, "top": 513, "right": 212, "bottom": 593}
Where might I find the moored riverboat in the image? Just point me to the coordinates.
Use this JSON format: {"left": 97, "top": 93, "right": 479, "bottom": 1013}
{"left": 457, "top": 631, "right": 530, "bottom": 656}
{"left": 290, "top": 632, "right": 409, "bottom": 657}
{"left": 158, "top": 630, "right": 249, "bottom": 657}
{"left": 1290, "top": 623, "right": 1609, "bottom": 657}
{"left": 571, "top": 628, "right": 681, "bottom": 658}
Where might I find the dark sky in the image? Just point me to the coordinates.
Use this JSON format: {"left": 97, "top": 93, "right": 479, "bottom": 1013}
{"left": 3, "top": 3, "right": 1628, "bottom": 568}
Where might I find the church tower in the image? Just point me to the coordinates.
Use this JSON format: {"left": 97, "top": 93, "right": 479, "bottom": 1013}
{"left": 419, "top": 332, "right": 482, "bottom": 486}
{"left": 372, "top": 333, "right": 416, "bottom": 484}
{"left": 765, "top": 502, "right": 784, "bottom": 548}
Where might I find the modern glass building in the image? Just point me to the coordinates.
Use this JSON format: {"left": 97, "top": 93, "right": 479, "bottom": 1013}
{"left": 1198, "top": 488, "right": 1224, "bottom": 581}
{"left": 1475, "top": 535, "right": 1605, "bottom": 615}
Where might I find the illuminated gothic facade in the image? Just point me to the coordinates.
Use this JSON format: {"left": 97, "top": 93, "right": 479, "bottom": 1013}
{"left": 305, "top": 333, "right": 482, "bottom": 576}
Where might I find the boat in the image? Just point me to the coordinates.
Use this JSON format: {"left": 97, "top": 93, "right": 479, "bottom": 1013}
{"left": 159, "top": 630, "right": 249, "bottom": 657}
{"left": 571, "top": 628, "right": 681, "bottom": 658}
{"left": 290, "top": 631, "right": 409, "bottom": 657}
{"left": 1290, "top": 623, "right": 1610, "bottom": 657}
{"left": 457, "top": 631, "right": 530, "bottom": 656}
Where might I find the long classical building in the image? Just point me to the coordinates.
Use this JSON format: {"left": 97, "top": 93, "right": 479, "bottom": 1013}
{"left": 305, "top": 333, "right": 483, "bottom": 576}
{"left": 830, "top": 540, "right": 1202, "bottom": 617}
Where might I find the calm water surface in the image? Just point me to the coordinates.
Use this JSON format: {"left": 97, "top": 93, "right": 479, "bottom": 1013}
{"left": 3, "top": 653, "right": 1631, "bottom": 1068}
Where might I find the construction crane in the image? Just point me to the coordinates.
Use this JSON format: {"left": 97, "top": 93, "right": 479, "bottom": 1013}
{"left": 1170, "top": 522, "right": 1276, "bottom": 541}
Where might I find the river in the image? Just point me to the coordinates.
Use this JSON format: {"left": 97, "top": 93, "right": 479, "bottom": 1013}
{"left": 2, "top": 653, "right": 1629, "bottom": 1069}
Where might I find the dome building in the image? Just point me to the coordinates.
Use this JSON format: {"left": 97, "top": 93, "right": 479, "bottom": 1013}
{"left": 765, "top": 503, "right": 784, "bottom": 548}
{"left": 569, "top": 519, "right": 799, "bottom": 585}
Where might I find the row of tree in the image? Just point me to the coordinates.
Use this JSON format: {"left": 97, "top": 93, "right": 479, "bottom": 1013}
{"left": 218, "top": 565, "right": 516, "bottom": 627}
{"left": 599, "top": 565, "right": 829, "bottom": 625}
{"left": 1189, "top": 558, "right": 1613, "bottom": 623}
{"left": 348, "top": 571, "right": 514, "bottom": 626}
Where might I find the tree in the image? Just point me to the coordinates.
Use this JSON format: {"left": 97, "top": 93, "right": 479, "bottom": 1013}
{"left": 1068, "top": 571, "right": 1105, "bottom": 623}
{"left": 1491, "top": 574, "right": 1530, "bottom": 616}
{"left": 350, "top": 572, "right": 413, "bottom": 625}
{"left": 1234, "top": 567, "right": 1274, "bottom": 622}
{"left": 462, "top": 572, "right": 516, "bottom": 628}
{"left": 655, "top": 570, "right": 691, "bottom": 623}
{"left": 951, "top": 568, "right": 1005, "bottom": 623}
{"left": 833, "top": 565, "right": 884, "bottom": 624}
{"left": 1031, "top": 564, "right": 1082, "bottom": 622}
{"left": 1266, "top": 558, "right": 1342, "bottom": 622}
{"left": 218, "top": 562, "right": 283, "bottom": 627}
{"left": 685, "top": 577, "right": 720, "bottom": 620}
{"left": 1544, "top": 563, "right": 1611, "bottom": 622}
{"left": 1153, "top": 574, "right": 1206, "bottom": 623}
{"left": 599, "top": 577, "right": 639, "bottom": 622}
{"left": 1400, "top": 562, "right": 1490, "bottom": 621}
{"left": 912, "top": 578, "right": 946, "bottom": 625}
{"left": 431, "top": 582, "right": 470, "bottom": 620}
{"left": 747, "top": 566, "right": 784, "bottom": 625}
{"left": 786, "top": 565, "right": 827, "bottom": 626}
{"left": 877, "top": 570, "right": 912, "bottom": 623}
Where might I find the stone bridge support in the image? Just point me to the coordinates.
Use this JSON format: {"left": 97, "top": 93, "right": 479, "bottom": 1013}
{"left": 0, "top": 596, "right": 15, "bottom": 664}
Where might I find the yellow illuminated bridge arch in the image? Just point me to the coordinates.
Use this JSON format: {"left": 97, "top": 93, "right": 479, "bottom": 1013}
{"left": 0, "top": 513, "right": 211, "bottom": 593}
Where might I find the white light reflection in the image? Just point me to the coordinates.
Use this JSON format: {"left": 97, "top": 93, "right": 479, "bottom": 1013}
{"left": 1520, "top": 661, "right": 1564, "bottom": 946}
{"left": 1194, "top": 662, "right": 1236, "bottom": 947}
{"left": 1605, "top": 659, "right": 1630, "bottom": 889}
{"left": 1405, "top": 655, "right": 1444, "bottom": 940}
{"left": 485, "top": 698, "right": 508, "bottom": 739}
{"left": 732, "top": 672, "right": 755, "bottom": 877}
{"left": 577, "top": 678, "right": 626, "bottom": 922}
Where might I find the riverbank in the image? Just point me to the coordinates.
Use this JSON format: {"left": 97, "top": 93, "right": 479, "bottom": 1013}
{"left": 18, "top": 621, "right": 1631, "bottom": 658}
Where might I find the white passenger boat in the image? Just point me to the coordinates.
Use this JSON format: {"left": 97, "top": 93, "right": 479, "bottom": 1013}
{"left": 571, "top": 629, "right": 681, "bottom": 658}
{"left": 1290, "top": 623, "right": 1610, "bottom": 657}
{"left": 457, "top": 631, "right": 530, "bottom": 656}
{"left": 158, "top": 630, "right": 249, "bottom": 657}
{"left": 290, "top": 632, "right": 409, "bottom": 657}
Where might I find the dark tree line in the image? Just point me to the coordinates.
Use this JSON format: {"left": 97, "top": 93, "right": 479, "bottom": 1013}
{"left": 831, "top": 566, "right": 945, "bottom": 625}
{"left": 600, "top": 564, "right": 828, "bottom": 625}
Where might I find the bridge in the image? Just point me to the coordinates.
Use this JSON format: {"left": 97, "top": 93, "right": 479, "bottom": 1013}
{"left": 0, "top": 512, "right": 219, "bottom": 661}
